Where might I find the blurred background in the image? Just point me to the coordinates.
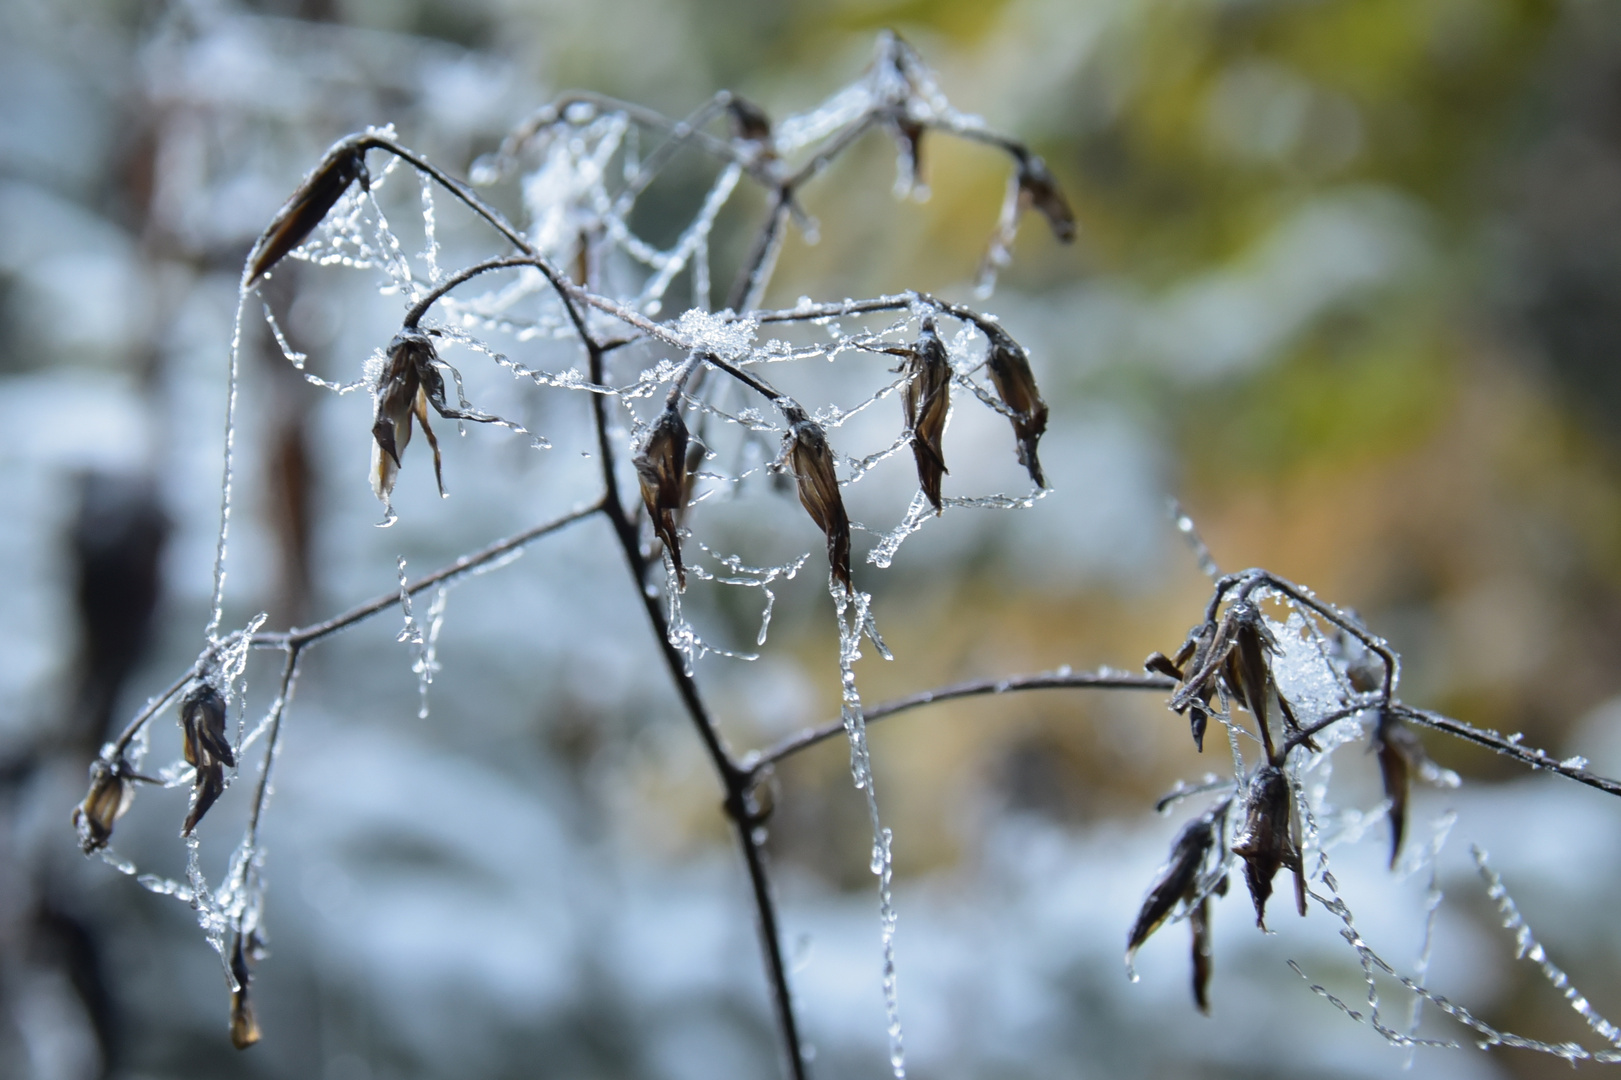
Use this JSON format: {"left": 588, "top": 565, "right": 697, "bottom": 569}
{"left": 5, "top": 0, "right": 1621, "bottom": 1077}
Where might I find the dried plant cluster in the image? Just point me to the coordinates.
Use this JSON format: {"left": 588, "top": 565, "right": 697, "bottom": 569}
{"left": 69, "top": 33, "right": 1621, "bottom": 1077}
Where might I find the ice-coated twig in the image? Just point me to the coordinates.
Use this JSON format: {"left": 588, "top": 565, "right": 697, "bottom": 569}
{"left": 743, "top": 667, "right": 1173, "bottom": 778}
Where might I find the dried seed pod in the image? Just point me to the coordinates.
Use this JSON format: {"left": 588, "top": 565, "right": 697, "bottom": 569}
{"left": 371, "top": 331, "right": 447, "bottom": 502}
{"left": 634, "top": 405, "right": 691, "bottom": 588}
{"left": 229, "top": 934, "right": 261, "bottom": 1049}
{"left": 1373, "top": 708, "right": 1426, "bottom": 869}
{"left": 1126, "top": 809, "right": 1220, "bottom": 965}
{"left": 726, "top": 95, "right": 773, "bottom": 145}
{"left": 1159, "top": 622, "right": 1220, "bottom": 751}
{"left": 903, "top": 318, "right": 952, "bottom": 513}
{"left": 180, "top": 681, "right": 234, "bottom": 836}
{"left": 983, "top": 327, "right": 1048, "bottom": 487}
{"left": 782, "top": 403, "right": 851, "bottom": 593}
{"left": 1015, "top": 152, "right": 1076, "bottom": 243}
{"left": 245, "top": 140, "right": 368, "bottom": 287}
{"left": 1231, "top": 765, "right": 1304, "bottom": 929}
{"left": 1190, "top": 895, "right": 1214, "bottom": 1014}
{"left": 71, "top": 758, "right": 136, "bottom": 854}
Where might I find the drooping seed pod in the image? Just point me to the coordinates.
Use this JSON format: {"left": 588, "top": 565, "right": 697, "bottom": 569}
{"left": 1156, "top": 621, "right": 1221, "bottom": 752}
{"left": 1014, "top": 151, "right": 1076, "bottom": 243}
{"left": 229, "top": 933, "right": 261, "bottom": 1049}
{"left": 1189, "top": 894, "right": 1214, "bottom": 1014}
{"left": 1373, "top": 708, "right": 1426, "bottom": 869}
{"left": 71, "top": 757, "right": 136, "bottom": 854}
{"left": 726, "top": 95, "right": 773, "bottom": 145}
{"left": 1126, "top": 808, "right": 1220, "bottom": 966}
{"left": 371, "top": 331, "right": 448, "bottom": 502}
{"left": 903, "top": 318, "right": 952, "bottom": 513}
{"left": 983, "top": 327, "right": 1048, "bottom": 488}
{"left": 781, "top": 402, "right": 851, "bottom": 593}
{"left": 180, "top": 681, "right": 234, "bottom": 836}
{"left": 1231, "top": 765, "right": 1304, "bottom": 929}
{"left": 634, "top": 405, "right": 691, "bottom": 588}
{"left": 245, "top": 139, "right": 369, "bottom": 287}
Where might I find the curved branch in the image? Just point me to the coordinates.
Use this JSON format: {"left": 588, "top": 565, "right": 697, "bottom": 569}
{"left": 1393, "top": 705, "right": 1621, "bottom": 799}
{"left": 255, "top": 499, "right": 606, "bottom": 651}
{"left": 743, "top": 668, "right": 1174, "bottom": 779}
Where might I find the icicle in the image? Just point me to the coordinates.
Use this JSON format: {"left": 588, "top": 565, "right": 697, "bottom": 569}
{"left": 833, "top": 583, "right": 905, "bottom": 1078}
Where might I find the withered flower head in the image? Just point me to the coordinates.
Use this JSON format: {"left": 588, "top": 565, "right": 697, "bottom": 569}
{"left": 983, "top": 326, "right": 1048, "bottom": 487}
{"left": 781, "top": 402, "right": 851, "bottom": 593}
{"left": 72, "top": 757, "right": 136, "bottom": 854}
{"left": 180, "top": 681, "right": 234, "bottom": 837}
{"left": 371, "top": 331, "right": 449, "bottom": 503}
{"left": 1190, "top": 891, "right": 1218, "bottom": 1014}
{"left": 1150, "top": 621, "right": 1219, "bottom": 752}
{"left": 1126, "top": 807, "right": 1220, "bottom": 964}
{"left": 726, "top": 95, "right": 774, "bottom": 146}
{"left": 634, "top": 404, "right": 691, "bottom": 588}
{"left": 1230, "top": 765, "right": 1305, "bottom": 929}
{"left": 229, "top": 933, "right": 262, "bottom": 1050}
{"left": 1225, "top": 602, "right": 1276, "bottom": 729}
{"left": 245, "top": 140, "right": 368, "bottom": 287}
{"left": 903, "top": 318, "right": 952, "bottom": 513}
{"left": 1373, "top": 709, "right": 1427, "bottom": 869}
{"left": 1014, "top": 152, "right": 1077, "bottom": 244}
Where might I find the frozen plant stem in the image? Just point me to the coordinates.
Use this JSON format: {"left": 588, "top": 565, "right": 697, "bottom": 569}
{"left": 82, "top": 37, "right": 1621, "bottom": 1078}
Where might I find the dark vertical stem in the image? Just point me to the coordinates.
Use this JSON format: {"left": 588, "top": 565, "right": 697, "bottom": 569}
{"left": 584, "top": 332, "right": 808, "bottom": 1080}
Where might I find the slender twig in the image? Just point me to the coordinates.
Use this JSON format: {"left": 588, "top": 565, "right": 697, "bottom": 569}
{"left": 743, "top": 668, "right": 1174, "bottom": 779}
{"left": 256, "top": 500, "right": 606, "bottom": 650}
{"left": 1393, "top": 705, "right": 1621, "bottom": 799}
{"left": 584, "top": 319, "right": 809, "bottom": 1079}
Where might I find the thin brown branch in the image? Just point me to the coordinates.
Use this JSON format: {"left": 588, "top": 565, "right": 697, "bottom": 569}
{"left": 258, "top": 499, "right": 606, "bottom": 650}
{"left": 1393, "top": 705, "right": 1621, "bottom": 799}
{"left": 743, "top": 668, "right": 1175, "bottom": 779}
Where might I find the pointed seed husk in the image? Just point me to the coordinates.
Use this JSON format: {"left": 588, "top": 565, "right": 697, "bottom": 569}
{"left": 1015, "top": 152, "right": 1076, "bottom": 243}
{"left": 229, "top": 935, "right": 261, "bottom": 1049}
{"left": 1126, "top": 811, "right": 1218, "bottom": 962}
{"left": 635, "top": 406, "right": 691, "bottom": 588}
{"left": 782, "top": 403, "right": 851, "bottom": 593}
{"left": 180, "top": 682, "right": 233, "bottom": 836}
{"left": 72, "top": 759, "right": 135, "bottom": 854}
{"left": 246, "top": 142, "right": 366, "bottom": 286}
{"left": 983, "top": 327, "right": 1048, "bottom": 487}
{"left": 904, "top": 318, "right": 951, "bottom": 512}
{"left": 1231, "top": 765, "right": 1303, "bottom": 929}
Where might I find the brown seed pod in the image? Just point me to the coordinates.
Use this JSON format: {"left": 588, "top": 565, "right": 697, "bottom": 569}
{"left": 71, "top": 758, "right": 136, "bottom": 854}
{"left": 371, "top": 331, "right": 448, "bottom": 502}
{"left": 180, "top": 681, "right": 234, "bottom": 836}
{"left": 1373, "top": 708, "right": 1426, "bottom": 869}
{"left": 1126, "top": 808, "right": 1220, "bottom": 964}
{"left": 1015, "top": 152, "right": 1076, "bottom": 243}
{"left": 726, "top": 95, "right": 773, "bottom": 145}
{"left": 1157, "top": 622, "right": 1222, "bottom": 751}
{"left": 245, "top": 140, "right": 368, "bottom": 287}
{"left": 782, "top": 403, "right": 851, "bottom": 593}
{"left": 1190, "top": 894, "right": 1214, "bottom": 1014}
{"left": 634, "top": 405, "right": 691, "bottom": 588}
{"left": 983, "top": 327, "right": 1048, "bottom": 488}
{"left": 229, "top": 933, "right": 261, "bottom": 1050}
{"left": 903, "top": 318, "right": 952, "bottom": 513}
{"left": 1230, "top": 765, "right": 1304, "bottom": 929}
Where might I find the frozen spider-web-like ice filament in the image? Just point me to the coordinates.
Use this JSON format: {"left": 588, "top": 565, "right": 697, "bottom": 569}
{"left": 833, "top": 584, "right": 904, "bottom": 1079}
